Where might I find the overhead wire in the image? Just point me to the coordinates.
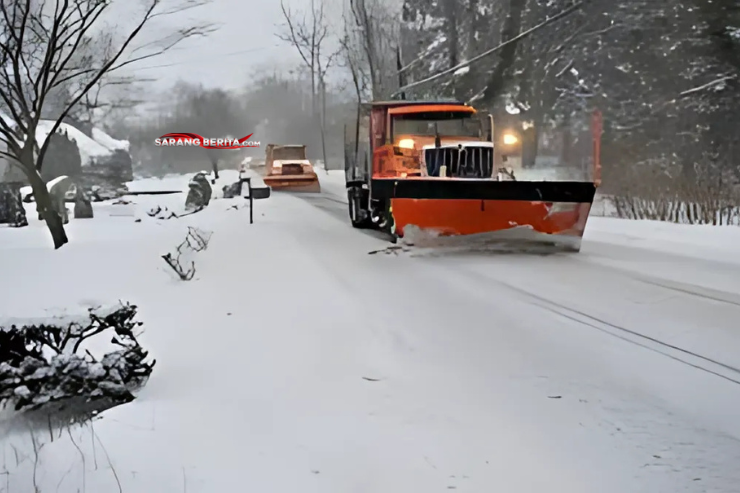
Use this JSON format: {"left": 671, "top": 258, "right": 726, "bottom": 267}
{"left": 134, "top": 45, "right": 281, "bottom": 71}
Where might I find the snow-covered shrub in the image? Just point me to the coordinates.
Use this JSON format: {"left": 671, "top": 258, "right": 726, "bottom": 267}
{"left": 147, "top": 205, "right": 178, "bottom": 219}
{"left": 161, "top": 227, "right": 212, "bottom": 280}
{"left": 0, "top": 304, "right": 155, "bottom": 418}
{"left": 0, "top": 183, "right": 28, "bottom": 227}
{"left": 185, "top": 172, "right": 212, "bottom": 212}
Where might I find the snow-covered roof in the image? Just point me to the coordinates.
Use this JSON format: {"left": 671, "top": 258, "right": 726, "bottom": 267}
{"left": 0, "top": 114, "right": 130, "bottom": 166}
{"left": 36, "top": 120, "right": 114, "bottom": 166}
{"left": 92, "top": 127, "right": 129, "bottom": 152}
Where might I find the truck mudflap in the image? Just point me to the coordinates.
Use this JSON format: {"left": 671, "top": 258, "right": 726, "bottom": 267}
{"left": 371, "top": 178, "right": 595, "bottom": 243}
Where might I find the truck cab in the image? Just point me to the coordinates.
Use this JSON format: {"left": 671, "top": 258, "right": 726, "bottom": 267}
{"left": 344, "top": 100, "right": 524, "bottom": 228}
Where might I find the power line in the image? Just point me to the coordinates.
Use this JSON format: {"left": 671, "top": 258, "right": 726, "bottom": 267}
{"left": 391, "top": 1, "right": 586, "bottom": 96}
{"left": 135, "top": 45, "right": 281, "bottom": 71}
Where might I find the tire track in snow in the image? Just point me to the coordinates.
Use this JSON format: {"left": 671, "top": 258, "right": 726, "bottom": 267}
{"left": 295, "top": 196, "right": 740, "bottom": 380}
{"left": 630, "top": 276, "right": 740, "bottom": 308}
{"left": 297, "top": 194, "right": 392, "bottom": 242}
{"left": 570, "top": 255, "right": 740, "bottom": 308}
{"left": 295, "top": 194, "right": 347, "bottom": 221}
{"left": 447, "top": 265, "right": 740, "bottom": 387}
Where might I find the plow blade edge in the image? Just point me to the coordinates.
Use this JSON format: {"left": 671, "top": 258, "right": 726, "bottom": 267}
{"left": 371, "top": 178, "right": 596, "bottom": 243}
{"left": 263, "top": 174, "right": 321, "bottom": 193}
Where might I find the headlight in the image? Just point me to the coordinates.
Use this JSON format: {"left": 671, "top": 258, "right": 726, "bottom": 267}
{"left": 502, "top": 133, "right": 518, "bottom": 145}
{"left": 397, "top": 138, "right": 415, "bottom": 149}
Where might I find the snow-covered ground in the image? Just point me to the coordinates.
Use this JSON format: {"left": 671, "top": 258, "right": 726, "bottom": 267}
{"left": 1, "top": 170, "right": 739, "bottom": 492}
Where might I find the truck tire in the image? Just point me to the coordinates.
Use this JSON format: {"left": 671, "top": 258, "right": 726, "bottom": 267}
{"left": 348, "top": 187, "right": 371, "bottom": 228}
{"left": 384, "top": 201, "right": 398, "bottom": 243}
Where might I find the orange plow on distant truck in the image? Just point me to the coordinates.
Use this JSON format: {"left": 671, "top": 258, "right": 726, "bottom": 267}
{"left": 343, "top": 100, "right": 602, "bottom": 251}
{"left": 262, "top": 144, "right": 320, "bottom": 193}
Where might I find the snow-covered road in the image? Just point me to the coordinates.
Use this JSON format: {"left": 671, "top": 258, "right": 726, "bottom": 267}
{"left": 289, "top": 190, "right": 740, "bottom": 490}
{"left": 1, "top": 173, "right": 739, "bottom": 492}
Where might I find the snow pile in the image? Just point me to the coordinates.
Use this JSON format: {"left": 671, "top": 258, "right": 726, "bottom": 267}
{"left": 397, "top": 224, "right": 582, "bottom": 255}
{"left": 36, "top": 120, "right": 113, "bottom": 166}
{"left": 584, "top": 216, "right": 740, "bottom": 266}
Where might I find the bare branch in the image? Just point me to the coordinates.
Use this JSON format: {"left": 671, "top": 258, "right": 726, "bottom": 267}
{"left": 679, "top": 74, "right": 736, "bottom": 97}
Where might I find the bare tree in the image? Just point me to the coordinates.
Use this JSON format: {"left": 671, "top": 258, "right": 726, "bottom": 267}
{"left": 339, "top": 17, "right": 371, "bottom": 107}
{"left": 346, "top": 0, "right": 401, "bottom": 99}
{"left": 276, "top": 0, "right": 341, "bottom": 170}
{"left": 0, "top": 0, "right": 215, "bottom": 249}
{"left": 123, "top": 81, "right": 255, "bottom": 177}
{"left": 78, "top": 75, "right": 153, "bottom": 125}
{"left": 338, "top": 9, "right": 371, "bottom": 162}
{"left": 44, "top": 72, "right": 153, "bottom": 135}
{"left": 188, "top": 85, "right": 247, "bottom": 178}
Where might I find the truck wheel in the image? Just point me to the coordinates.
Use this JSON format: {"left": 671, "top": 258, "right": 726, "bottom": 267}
{"left": 385, "top": 203, "right": 398, "bottom": 243}
{"left": 374, "top": 200, "right": 397, "bottom": 242}
{"left": 348, "top": 187, "right": 371, "bottom": 228}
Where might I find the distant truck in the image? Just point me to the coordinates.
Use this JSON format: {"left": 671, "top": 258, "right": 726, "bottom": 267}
{"left": 263, "top": 144, "right": 320, "bottom": 193}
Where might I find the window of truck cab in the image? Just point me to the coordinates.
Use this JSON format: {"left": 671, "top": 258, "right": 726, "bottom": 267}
{"left": 390, "top": 111, "right": 480, "bottom": 141}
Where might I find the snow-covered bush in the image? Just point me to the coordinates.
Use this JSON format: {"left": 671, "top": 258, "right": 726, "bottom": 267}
{"left": 161, "top": 227, "right": 212, "bottom": 280}
{"left": 0, "top": 183, "right": 28, "bottom": 227}
{"left": 184, "top": 172, "right": 212, "bottom": 212}
{"left": 0, "top": 304, "right": 155, "bottom": 419}
{"left": 147, "top": 205, "right": 178, "bottom": 219}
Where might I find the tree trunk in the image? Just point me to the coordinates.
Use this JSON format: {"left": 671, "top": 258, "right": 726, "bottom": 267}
{"left": 483, "top": 0, "right": 527, "bottom": 104}
{"left": 320, "top": 79, "right": 329, "bottom": 173}
{"left": 211, "top": 157, "right": 219, "bottom": 179}
{"left": 443, "top": 0, "right": 459, "bottom": 69}
{"left": 28, "top": 168, "right": 68, "bottom": 249}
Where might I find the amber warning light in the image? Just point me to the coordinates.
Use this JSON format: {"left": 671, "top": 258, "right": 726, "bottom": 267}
{"left": 155, "top": 133, "right": 260, "bottom": 149}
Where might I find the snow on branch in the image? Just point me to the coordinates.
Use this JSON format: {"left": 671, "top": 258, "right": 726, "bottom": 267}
{"left": 0, "top": 304, "right": 155, "bottom": 419}
{"left": 679, "top": 74, "right": 736, "bottom": 97}
{"left": 391, "top": 0, "right": 586, "bottom": 96}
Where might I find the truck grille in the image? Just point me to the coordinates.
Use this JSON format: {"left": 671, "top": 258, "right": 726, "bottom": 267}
{"left": 424, "top": 146, "right": 493, "bottom": 178}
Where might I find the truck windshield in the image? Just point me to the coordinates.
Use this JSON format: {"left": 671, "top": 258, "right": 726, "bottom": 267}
{"left": 392, "top": 111, "right": 480, "bottom": 138}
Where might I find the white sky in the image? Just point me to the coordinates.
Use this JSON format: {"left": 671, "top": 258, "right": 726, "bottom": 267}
{"left": 115, "top": 0, "right": 345, "bottom": 92}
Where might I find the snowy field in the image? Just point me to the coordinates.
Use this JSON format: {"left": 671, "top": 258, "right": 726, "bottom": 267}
{"left": 1, "top": 169, "right": 740, "bottom": 492}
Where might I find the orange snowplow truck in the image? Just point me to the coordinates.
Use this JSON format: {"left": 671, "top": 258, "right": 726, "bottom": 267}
{"left": 344, "top": 100, "right": 602, "bottom": 250}
{"left": 263, "top": 144, "right": 320, "bottom": 193}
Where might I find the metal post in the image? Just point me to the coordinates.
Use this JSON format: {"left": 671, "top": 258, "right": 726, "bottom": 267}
{"left": 246, "top": 177, "right": 253, "bottom": 224}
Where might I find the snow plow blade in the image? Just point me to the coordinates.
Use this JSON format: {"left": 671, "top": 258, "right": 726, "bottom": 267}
{"left": 263, "top": 174, "right": 321, "bottom": 193}
{"left": 372, "top": 178, "right": 596, "bottom": 249}
{"left": 263, "top": 144, "right": 321, "bottom": 193}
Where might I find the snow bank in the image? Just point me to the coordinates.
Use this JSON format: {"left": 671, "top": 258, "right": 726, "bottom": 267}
{"left": 126, "top": 169, "right": 264, "bottom": 197}
{"left": 584, "top": 216, "right": 740, "bottom": 265}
